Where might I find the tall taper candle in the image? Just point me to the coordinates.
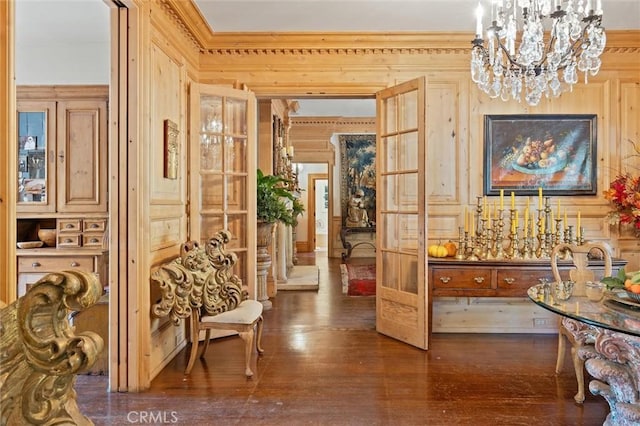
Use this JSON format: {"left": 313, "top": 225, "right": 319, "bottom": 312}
{"left": 500, "top": 189, "right": 504, "bottom": 210}
{"left": 511, "top": 191, "right": 515, "bottom": 209}
{"left": 538, "top": 187, "right": 543, "bottom": 209}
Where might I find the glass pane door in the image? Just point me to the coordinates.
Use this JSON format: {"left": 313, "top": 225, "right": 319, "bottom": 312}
{"left": 191, "top": 84, "right": 256, "bottom": 296}
{"left": 376, "top": 77, "right": 428, "bottom": 349}
{"left": 17, "top": 101, "right": 56, "bottom": 212}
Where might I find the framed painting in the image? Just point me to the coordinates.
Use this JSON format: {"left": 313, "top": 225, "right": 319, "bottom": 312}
{"left": 483, "top": 114, "right": 597, "bottom": 196}
{"left": 339, "top": 134, "right": 376, "bottom": 228}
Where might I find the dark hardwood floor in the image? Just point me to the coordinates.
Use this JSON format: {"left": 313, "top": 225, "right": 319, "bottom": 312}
{"left": 76, "top": 252, "right": 608, "bottom": 425}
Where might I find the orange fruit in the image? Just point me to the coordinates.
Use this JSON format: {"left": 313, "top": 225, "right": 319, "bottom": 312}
{"left": 630, "top": 284, "right": 640, "bottom": 294}
{"left": 625, "top": 279, "right": 633, "bottom": 289}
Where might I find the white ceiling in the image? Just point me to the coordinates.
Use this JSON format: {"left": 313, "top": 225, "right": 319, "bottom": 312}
{"left": 14, "top": 0, "right": 640, "bottom": 116}
{"left": 194, "top": 0, "right": 640, "bottom": 32}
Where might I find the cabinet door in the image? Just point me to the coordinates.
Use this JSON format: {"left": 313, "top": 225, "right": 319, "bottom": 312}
{"left": 57, "top": 100, "right": 108, "bottom": 213}
{"left": 190, "top": 84, "right": 257, "bottom": 297}
{"left": 17, "top": 101, "right": 57, "bottom": 213}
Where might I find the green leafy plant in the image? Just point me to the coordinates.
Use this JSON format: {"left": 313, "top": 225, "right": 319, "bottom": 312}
{"left": 291, "top": 198, "right": 305, "bottom": 227}
{"left": 257, "top": 169, "right": 296, "bottom": 225}
{"left": 601, "top": 268, "right": 629, "bottom": 290}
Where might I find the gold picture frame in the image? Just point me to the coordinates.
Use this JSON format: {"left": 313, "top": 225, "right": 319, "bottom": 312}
{"left": 164, "top": 119, "right": 179, "bottom": 180}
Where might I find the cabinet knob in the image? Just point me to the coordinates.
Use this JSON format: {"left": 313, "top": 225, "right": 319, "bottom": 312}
{"left": 31, "top": 262, "right": 41, "bottom": 267}
{"left": 90, "top": 223, "right": 99, "bottom": 229}
{"left": 503, "top": 277, "right": 515, "bottom": 284}
{"left": 65, "top": 238, "right": 73, "bottom": 243}
{"left": 90, "top": 238, "right": 99, "bottom": 243}
{"left": 439, "top": 276, "right": 451, "bottom": 283}
{"left": 474, "top": 277, "right": 485, "bottom": 283}
{"left": 70, "top": 261, "right": 80, "bottom": 267}
{"left": 65, "top": 223, "right": 75, "bottom": 229}
{"left": 58, "top": 150, "right": 65, "bottom": 163}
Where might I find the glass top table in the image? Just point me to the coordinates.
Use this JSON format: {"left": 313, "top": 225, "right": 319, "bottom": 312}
{"left": 527, "top": 283, "right": 640, "bottom": 338}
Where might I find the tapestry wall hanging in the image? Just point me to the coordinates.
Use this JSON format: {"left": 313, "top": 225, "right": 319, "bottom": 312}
{"left": 340, "top": 134, "right": 376, "bottom": 228}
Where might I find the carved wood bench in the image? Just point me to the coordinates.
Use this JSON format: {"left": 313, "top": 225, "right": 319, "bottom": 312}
{"left": 0, "top": 270, "right": 104, "bottom": 425}
{"left": 151, "top": 230, "right": 264, "bottom": 377}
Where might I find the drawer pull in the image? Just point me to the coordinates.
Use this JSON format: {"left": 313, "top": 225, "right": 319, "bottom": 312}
{"left": 90, "top": 238, "right": 99, "bottom": 243}
{"left": 439, "top": 276, "right": 451, "bottom": 284}
{"left": 474, "top": 277, "right": 485, "bottom": 283}
{"left": 65, "top": 223, "right": 75, "bottom": 229}
{"left": 503, "top": 277, "right": 515, "bottom": 284}
{"left": 31, "top": 262, "right": 41, "bottom": 268}
{"left": 89, "top": 223, "right": 99, "bottom": 229}
{"left": 64, "top": 238, "right": 73, "bottom": 243}
{"left": 70, "top": 261, "right": 80, "bottom": 267}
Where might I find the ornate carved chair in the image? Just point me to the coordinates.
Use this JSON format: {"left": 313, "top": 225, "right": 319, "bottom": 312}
{"left": 0, "top": 270, "right": 104, "bottom": 425}
{"left": 152, "top": 230, "right": 264, "bottom": 377}
{"left": 550, "top": 241, "right": 612, "bottom": 403}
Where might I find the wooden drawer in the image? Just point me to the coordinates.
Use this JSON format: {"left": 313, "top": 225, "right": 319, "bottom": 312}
{"left": 496, "top": 269, "right": 555, "bottom": 296}
{"left": 18, "top": 256, "right": 94, "bottom": 273}
{"left": 83, "top": 219, "right": 106, "bottom": 233}
{"left": 57, "top": 233, "right": 82, "bottom": 247}
{"left": 83, "top": 233, "right": 105, "bottom": 248}
{"left": 432, "top": 267, "right": 493, "bottom": 290}
{"left": 58, "top": 218, "right": 82, "bottom": 233}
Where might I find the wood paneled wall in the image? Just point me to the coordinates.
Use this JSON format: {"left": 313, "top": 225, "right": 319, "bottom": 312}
{"left": 193, "top": 31, "right": 639, "bottom": 267}
{"left": 1, "top": 0, "right": 16, "bottom": 304}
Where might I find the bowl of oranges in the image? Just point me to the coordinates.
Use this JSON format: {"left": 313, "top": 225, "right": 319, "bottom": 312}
{"left": 602, "top": 269, "right": 640, "bottom": 302}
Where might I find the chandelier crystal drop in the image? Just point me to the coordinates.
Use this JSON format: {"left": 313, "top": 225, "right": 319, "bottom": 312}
{"left": 471, "top": 0, "right": 606, "bottom": 106}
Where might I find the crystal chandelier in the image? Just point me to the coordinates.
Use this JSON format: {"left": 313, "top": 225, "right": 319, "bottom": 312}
{"left": 471, "top": 0, "right": 606, "bottom": 106}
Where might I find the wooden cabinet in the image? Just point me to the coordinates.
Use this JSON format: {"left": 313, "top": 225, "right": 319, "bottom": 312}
{"left": 16, "top": 86, "right": 109, "bottom": 299}
{"left": 17, "top": 249, "right": 108, "bottom": 297}
{"left": 17, "top": 86, "right": 108, "bottom": 214}
{"left": 429, "top": 258, "right": 627, "bottom": 297}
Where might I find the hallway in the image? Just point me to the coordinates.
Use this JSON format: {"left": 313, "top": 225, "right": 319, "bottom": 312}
{"left": 76, "top": 253, "right": 608, "bottom": 425}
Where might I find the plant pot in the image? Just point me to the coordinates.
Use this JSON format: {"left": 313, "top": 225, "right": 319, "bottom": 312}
{"left": 256, "top": 221, "right": 276, "bottom": 309}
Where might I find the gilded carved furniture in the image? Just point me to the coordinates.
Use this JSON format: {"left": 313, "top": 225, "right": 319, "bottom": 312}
{"left": 551, "top": 242, "right": 613, "bottom": 403}
{"left": 151, "top": 230, "right": 264, "bottom": 377}
{"left": 528, "top": 283, "right": 640, "bottom": 425}
{"left": 0, "top": 270, "right": 104, "bottom": 425}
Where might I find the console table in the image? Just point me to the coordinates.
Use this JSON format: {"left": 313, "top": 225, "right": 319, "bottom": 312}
{"left": 528, "top": 284, "right": 640, "bottom": 425}
{"left": 340, "top": 226, "right": 376, "bottom": 260}
{"left": 429, "top": 258, "right": 627, "bottom": 298}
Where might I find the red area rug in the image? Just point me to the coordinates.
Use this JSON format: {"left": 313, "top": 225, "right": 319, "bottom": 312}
{"left": 340, "top": 263, "right": 376, "bottom": 296}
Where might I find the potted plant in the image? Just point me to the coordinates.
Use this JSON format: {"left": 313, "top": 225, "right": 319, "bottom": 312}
{"left": 256, "top": 169, "right": 296, "bottom": 226}
{"left": 255, "top": 169, "right": 296, "bottom": 308}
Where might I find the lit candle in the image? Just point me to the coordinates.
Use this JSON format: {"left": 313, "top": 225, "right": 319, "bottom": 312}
{"left": 464, "top": 207, "right": 468, "bottom": 232}
{"left": 557, "top": 199, "right": 561, "bottom": 217}
{"left": 511, "top": 191, "right": 515, "bottom": 210}
{"left": 475, "top": 2, "right": 483, "bottom": 36}
{"left": 493, "top": 201, "right": 497, "bottom": 219}
{"left": 500, "top": 189, "right": 504, "bottom": 210}
{"left": 524, "top": 207, "right": 529, "bottom": 233}
{"left": 538, "top": 187, "right": 543, "bottom": 209}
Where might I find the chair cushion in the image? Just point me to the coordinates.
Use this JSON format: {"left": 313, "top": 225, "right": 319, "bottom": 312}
{"left": 201, "top": 300, "right": 263, "bottom": 325}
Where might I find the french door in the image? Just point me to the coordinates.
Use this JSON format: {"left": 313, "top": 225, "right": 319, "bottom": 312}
{"left": 189, "top": 83, "right": 257, "bottom": 297}
{"left": 375, "top": 77, "right": 429, "bottom": 349}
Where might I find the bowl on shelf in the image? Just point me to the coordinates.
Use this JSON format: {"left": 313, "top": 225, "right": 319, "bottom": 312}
{"left": 37, "top": 229, "right": 57, "bottom": 247}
